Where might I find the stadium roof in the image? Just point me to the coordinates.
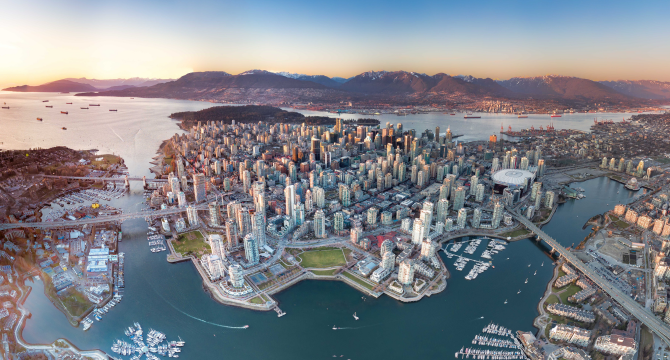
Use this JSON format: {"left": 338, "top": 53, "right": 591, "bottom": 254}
{"left": 492, "top": 169, "right": 535, "bottom": 186}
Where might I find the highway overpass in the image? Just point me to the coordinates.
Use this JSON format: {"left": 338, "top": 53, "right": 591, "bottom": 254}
{"left": 508, "top": 206, "right": 670, "bottom": 346}
{"left": 39, "top": 175, "right": 168, "bottom": 182}
{"left": 0, "top": 205, "right": 208, "bottom": 230}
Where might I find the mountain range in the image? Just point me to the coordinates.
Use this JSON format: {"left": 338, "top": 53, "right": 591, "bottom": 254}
{"left": 4, "top": 71, "right": 670, "bottom": 104}
{"left": 2, "top": 77, "right": 173, "bottom": 92}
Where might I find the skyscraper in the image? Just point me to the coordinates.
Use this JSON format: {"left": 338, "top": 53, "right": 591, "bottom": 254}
{"left": 251, "top": 211, "right": 266, "bottom": 248}
{"left": 229, "top": 264, "right": 245, "bottom": 288}
{"left": 398, "top": 259, "right": 415, "bottom": 285}
{"left": 187, "top": 205, "right": 198, "bottom": 226}
{"left": 209, "top": 202, "right": 220, "bottom": 226}
{"left": 177, "top": 191, "right": 186, "bottom": 208}
{"left": 492, "top": 202, "right": 503, "bottom": 229}
{"left": 470, "top": 175, "right": 478, "bottom": 196}
{"left": 420, "top": 201, "right": 433, "bottom": 234}
{"left": 454, "top": 186, "right": 466, "bottom": 211}
{"left": 169, "top": 173, "right": 180, "bottom": 194}
{"left": 334, "top": 211, "right": 344, "bottom": 232}
{"left": 193, "top": 173, "right": 206, "bottom": 203}
{"left": 225, "top": 218, "right": 239, "bottom": 248}
{"left": 457, "top": 208, "right": 467, "bottom": 228}
{"left": 314, "top": 209, "right": 326, "bottom": 238}
{"left": 421, "top": 239, "right": 437, "bottom": 259}
{"left": 285, "top": 184, "right": 296, "bottom": 224}
{"left": 412, "top": 218, "right": 425, "bottom": 245}
{"left": 243, "top": 233, "right": 259, "bottom": 265}
{"left": 472, "top": 208, "right": 482, "bottom": 228}
{"left": 437, "top": 198, "right": 449, "bottom": 224}
{"left": 367, "top": 207, "right": 379, "bottom": 226}
{"left": 475, "top": 183, "right": 485, "bottom": 202}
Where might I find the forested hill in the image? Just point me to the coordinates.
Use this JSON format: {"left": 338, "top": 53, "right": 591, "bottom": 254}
{"left": 169, "top": 105, "right": 379, "bottom": 127}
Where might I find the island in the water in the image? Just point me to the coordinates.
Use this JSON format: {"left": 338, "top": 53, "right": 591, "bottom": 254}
{"left": 168, "top": 105, "right": 380, "bottom": 129}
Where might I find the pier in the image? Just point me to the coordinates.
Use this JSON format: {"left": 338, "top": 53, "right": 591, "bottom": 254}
{"left": 274, "top": 307, "right": 286, "bottom": 317}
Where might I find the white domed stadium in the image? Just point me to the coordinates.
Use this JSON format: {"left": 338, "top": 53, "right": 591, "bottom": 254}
{"left": 491, "top": 169, "right": 536, "bottom": 192}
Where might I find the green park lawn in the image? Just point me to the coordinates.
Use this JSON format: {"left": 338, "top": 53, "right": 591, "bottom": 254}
{"left": 559, "top": 284, "right": 582, "bottom": 304}
{"left": 173, "top": 231, "right": 210, "bottom": 257}
{"left": 311, "top": 269, "right": 338, "bottom": 276}
{"left": 500, "top": 228, "right": 530, "bottom": 238}
{"left": 342, "top": 271, "right": 374, "bottom": 290}
{"left": 297, "top": 249, "right": 346, "bottom": 268}
{"left": 249, "top": 297, "right": 264, "bottom": 305}
{"left": 60, "top": 288, "right": 94, "bottom": 317}
{"left": 545, "top": 295, "right": 560, "bottom": 305}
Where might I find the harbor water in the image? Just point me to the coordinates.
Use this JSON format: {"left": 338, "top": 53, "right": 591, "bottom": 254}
{"left": 0, "top": 92, "right": 640, "bottom": 359}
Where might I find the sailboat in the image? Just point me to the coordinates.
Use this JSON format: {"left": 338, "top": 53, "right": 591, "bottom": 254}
{"left": 504, "top": 299, "right": 507, "bottom": 304}
{"left": 541, "top": 262, "right": 544, "bottom": 266}
{"left": 517, "top": 289, "right": 521, "bottom": 294}
{"left": 353, "top": 312, "right": 359, "bottom": 320}
{"left": 534, "top": 270, "right": 537, "bottom": 275}
{"left": 525, "top": 278, "right": 528, "bottom": 284}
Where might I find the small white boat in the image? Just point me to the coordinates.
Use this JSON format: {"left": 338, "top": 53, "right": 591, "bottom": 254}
{"left": 541, "top": 262, "right": 544, "bottom": 266}
{"left": 504, "top": 299, "right": 507, "bottom": 304}
{"left": 534, "top": 270, "right": 537, "bottom": 275}
{"left": 524, "top": 278, "right": 528, "bottom": 284}
{"left": 332, "top": 326, "right": 338, "bottom": 330}
{"left": 353, "top": 312, "right": 359, "bottom": 321}
{"left": 517, "top": 290, "right": 521, "bottom": 294}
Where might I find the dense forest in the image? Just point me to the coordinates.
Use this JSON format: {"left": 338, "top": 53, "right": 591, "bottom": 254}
{"left": 169, "top": 105, "right": 379, "bottom": 127}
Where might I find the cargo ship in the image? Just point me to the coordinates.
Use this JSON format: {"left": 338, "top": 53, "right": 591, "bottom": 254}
{"left": 517, "top": 115, "right": 528, "bottom": 118}
{"left": 46, "top": 105, "right": 53, "bottom": 108}
{"left": 550, "top": 115, "right": 562, "bottom": 118}
{"left": 90, "top": 104, "right": 100, "bottom": 106}
{"left": 37, "top": 117, "right": 43, "bottom": 121}
{"left": 81, "top": 107, "right": 89, "bottom": 109}
{"left": 61, "top": 111, "right": 68, "bottom": 114}
{"left": 464, "top": 116, "right": 481, "bottom": 119}
{"left": 66, "top": 102, "right": 72, "bottom": 104}
{"left": 1, "top": 106, "right": 8, "bottom": 109}
{"left": 109, "top": 109, "right": 117, "bottom": 112}
{"left": 42, "top": 100, "right": 49, "bottom": 102}
{"left": 62, "top": 127, "right": 67, "bottom": 130}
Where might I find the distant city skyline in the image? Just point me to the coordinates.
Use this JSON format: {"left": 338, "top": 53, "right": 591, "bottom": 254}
{"left": 2, "top": 0, "right": 670, "bottom": 88}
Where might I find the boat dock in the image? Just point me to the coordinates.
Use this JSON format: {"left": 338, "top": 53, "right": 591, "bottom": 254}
{"left": 274, "top": 307, "right": 286, "bottom": 317}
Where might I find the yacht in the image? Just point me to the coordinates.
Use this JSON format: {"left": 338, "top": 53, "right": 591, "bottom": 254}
{"left": 332, "top": 326, "right": 338, "bottom": 330}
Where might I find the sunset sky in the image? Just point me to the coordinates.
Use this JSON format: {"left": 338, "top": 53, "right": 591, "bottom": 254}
{"left": 1, "top": 0, "right": 669, "bottom": 88}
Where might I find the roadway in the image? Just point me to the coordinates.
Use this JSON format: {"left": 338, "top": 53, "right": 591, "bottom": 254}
{"left": 38, "top": 175, "right": 167, "bottom": 182}
{"left": 0, "top": 205, "right": 209, "bottom": 230}
{"left": 509, "top": 206, "right": 670, "bottom": 346}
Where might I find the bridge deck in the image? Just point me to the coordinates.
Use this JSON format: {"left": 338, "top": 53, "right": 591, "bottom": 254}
{"left": 508, "top": 206, "right": 670, "bottom": 346}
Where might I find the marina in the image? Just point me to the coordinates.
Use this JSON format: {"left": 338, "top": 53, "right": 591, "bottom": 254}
{"left": 111, "top": 323, "right": 185, "bottom": 359}
{"left": 455, "top": 323, "right": 528, "bottom": 360}
{"left": 443, "top": 238, "right": 506, "bottom": 279}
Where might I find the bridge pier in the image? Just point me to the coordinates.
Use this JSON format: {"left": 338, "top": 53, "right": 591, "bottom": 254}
{"left": 143, "top": 175, "right": 147, "bottom": 189}
{"left": 124, "top": 175, "right": 130, "bottom": 188}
